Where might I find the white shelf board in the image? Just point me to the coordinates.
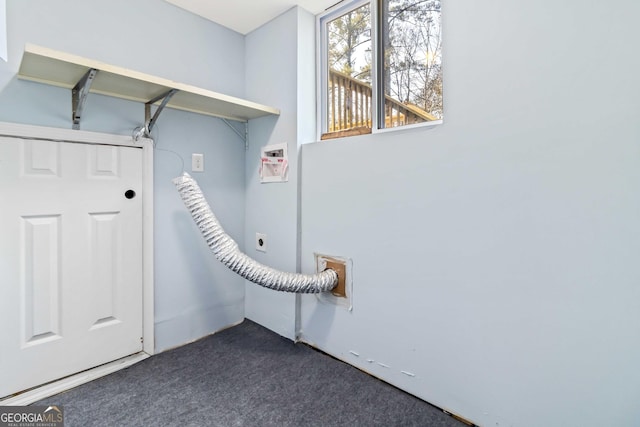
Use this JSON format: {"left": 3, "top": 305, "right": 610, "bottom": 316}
{"left": 17, "top": 44, "right": 280, "bottom": 122}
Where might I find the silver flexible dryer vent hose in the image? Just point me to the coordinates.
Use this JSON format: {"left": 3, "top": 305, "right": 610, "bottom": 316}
{"left": 173, "top": 173, "right": 338, "bottom": 293}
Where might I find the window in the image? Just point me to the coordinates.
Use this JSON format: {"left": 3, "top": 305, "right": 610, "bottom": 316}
{"left": 319, "top": 0, "right": 442, "bottom": 139}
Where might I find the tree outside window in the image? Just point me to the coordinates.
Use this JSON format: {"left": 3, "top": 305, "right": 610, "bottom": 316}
{"left": 321, "top": 0, "right": 442, "bottom": 139}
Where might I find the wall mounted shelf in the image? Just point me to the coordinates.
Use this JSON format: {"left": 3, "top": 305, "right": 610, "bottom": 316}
{"left": 17, "top": 44, "right": 280, "bottom": 137}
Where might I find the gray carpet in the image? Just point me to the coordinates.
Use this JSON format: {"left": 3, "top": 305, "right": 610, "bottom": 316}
{"left": 36, "top": 320, "right": 466, "bottom": 427}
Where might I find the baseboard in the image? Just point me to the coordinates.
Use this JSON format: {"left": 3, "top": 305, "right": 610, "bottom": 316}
{"left": 153, "top": 303, "right": 244, "bottom": 353}
{"left": 0, "top": 352, "right": 150, "bottom": 406}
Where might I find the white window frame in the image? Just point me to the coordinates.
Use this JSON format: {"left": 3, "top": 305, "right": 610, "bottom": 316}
{"left": 316, "top": 0, "right": 443, "bottom": 140}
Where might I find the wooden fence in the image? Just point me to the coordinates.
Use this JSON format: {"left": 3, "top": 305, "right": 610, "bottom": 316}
{"left": 327, "top": 69, "right": 437, "bottom": 133}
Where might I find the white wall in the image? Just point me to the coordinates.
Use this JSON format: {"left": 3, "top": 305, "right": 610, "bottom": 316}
{"left": 298, "top": 1, "right": 640, "bottom": 426}
{"left": 0, "top": 0, "right": 248, "bottom": 352}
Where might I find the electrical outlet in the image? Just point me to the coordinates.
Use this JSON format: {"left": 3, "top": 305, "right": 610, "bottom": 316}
{"left": 192, "top": 153, "right": 204, "bottom": 172}
{"left": 256, "top": 233, "right": 267, "bottom": 252}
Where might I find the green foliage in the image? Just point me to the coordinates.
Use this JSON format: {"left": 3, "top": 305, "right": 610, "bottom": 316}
{"left": 327, "top": 4, "right": 372, "bottom": 81}
{"left": 327, "top": 0, "right": 443, "bottom": 119}
{"left": 385, "top": 0, "right": 443, "bottom": 118}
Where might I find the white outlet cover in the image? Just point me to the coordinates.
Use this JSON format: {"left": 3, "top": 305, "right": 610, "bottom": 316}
{"left": 192, "top": 153, "right": 204, "bottom": 172}
{"left": 256, "top": 233, "right": 267, "bottom": 252}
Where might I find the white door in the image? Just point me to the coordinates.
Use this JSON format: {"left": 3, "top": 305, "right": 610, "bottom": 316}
{"left": 0, "top": 136, "right": 143, "bottom": 398}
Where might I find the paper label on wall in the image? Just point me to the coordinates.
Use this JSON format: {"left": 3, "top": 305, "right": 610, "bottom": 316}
{"left": 260, "top": 143, "right": 288, "bottom": 183}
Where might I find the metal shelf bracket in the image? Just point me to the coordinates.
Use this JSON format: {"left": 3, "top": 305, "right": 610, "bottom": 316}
{"left": 221, "top": 118, "right": 249, "bottom": 150}
{"left": 144, "top": 89, "right": 178, "bottom": 136}
{"left": 71, "top": 68, "right": 98, "bottom": 130}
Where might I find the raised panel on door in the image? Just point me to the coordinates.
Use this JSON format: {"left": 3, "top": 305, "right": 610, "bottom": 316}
{"left": 0, "top": 136, "right": 143, "bottom": 398}
{"left": 20, "top": 214, "right": 62, "bottom": 347}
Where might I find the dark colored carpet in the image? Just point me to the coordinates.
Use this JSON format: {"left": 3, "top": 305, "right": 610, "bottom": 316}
{"left": 36, "top": 320, "right": 465, "bottom": 427}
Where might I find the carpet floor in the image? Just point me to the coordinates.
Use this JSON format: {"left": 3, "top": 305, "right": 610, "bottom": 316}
{"left": 36, "top": 320, "right": 466, "bottom": 427}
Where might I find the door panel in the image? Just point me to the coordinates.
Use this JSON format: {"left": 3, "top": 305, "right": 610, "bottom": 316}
{"left": 0, "top": 137, "right": 143, "bottom": 398}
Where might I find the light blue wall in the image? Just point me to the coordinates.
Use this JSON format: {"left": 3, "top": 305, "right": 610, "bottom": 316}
{"left": 0, "top": 0, "right": 248, "bottom": 352}
{"left": 152, "top": 112, "right": 246, "bottom": 352}
{"left": 299, "top": 1, "right": 640, "bottom": 426}
{"left": 5, "top": 1, "right": 639, "bottom": 423}
{"left": 243, "top": 8, "right": 311, "bottom": 339}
